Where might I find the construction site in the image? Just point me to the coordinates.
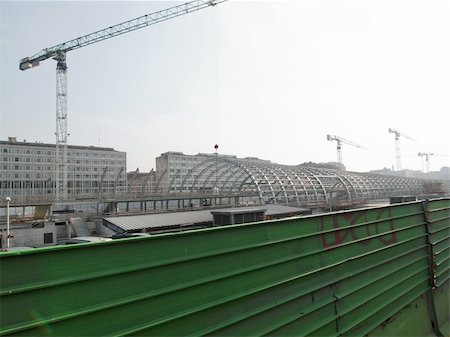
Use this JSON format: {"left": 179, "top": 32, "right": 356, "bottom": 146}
{"left": 0, "top": 1, "right": 449, "bottom": 336}
{"left": 1, "top": 0, "right": 450, "bottom": 247}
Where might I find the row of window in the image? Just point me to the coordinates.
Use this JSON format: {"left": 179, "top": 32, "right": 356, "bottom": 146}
{"left": 1, "top": 157, "right": 51, "bottom": 163}
{"left": 2, "top": 165, "right": 51, "bottom": 171}
{"left": 2, "top": 164, "right": 124, "bottom": 172}
{"left": 2, "top": 148, "right": 54, "bottom": 155}
{"left": 169, "top": 168, "right": 200, "bottom": 173}
{"left": 1, "top": 173, "right": 51, "bottom": 179}
{"left": 1, "top": 147, "right": 125, "bottom": 159}
{"left": 168, "top": 156, "right": 202, "bottom": 162}
{"left": 1, "top": 156, "right": 125, "bottom": 166}
{"left": 169, "top": 187, "right": 197, "bottom": 191}
{"left": 169, "top": 162, "right": 200, "bottom": 168}
{"left": 0, "top": 173, "right": 127, "bottom": 180}
{"left": 0, "top": 180, "right": 126, "bottom": 189}
{"left": 0, "top": 188, "right": 125, "bottom": 197}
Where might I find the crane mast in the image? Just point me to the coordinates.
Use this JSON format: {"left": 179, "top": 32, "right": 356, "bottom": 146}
{"left": 388, "top": 128, "right": 417, "bottom": 171}
{"left": 418, "top": 152, "right": 434, "bottom": 173}
{"left": 326, "top": 134, "right": 366, "bottom": 169}
{"left": 20, "top": 0, "right": 227, "bottom": 200}
{"left": 54, "top": 52, "right": 68, "bottom": 200}
{"left": 417, "top": 152, "right": 450, "bottom": 172}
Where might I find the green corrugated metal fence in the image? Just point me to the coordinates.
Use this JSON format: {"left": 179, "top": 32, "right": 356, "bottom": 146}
{"left": 1, "top": 198, "right": 449, "bottom": 336}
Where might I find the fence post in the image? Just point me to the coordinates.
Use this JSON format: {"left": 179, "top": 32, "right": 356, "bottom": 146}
{"left": 423, "top": 199, "right": 444, "bottom": 337}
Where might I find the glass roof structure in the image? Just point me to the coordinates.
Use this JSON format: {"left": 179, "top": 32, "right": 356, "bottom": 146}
{"left": 160, "top": 156, "right": 426, "bottom": 208}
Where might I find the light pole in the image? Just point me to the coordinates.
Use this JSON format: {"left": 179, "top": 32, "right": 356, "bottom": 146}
{"left": 6, "top": 197, "right": 11, "bottom": 249}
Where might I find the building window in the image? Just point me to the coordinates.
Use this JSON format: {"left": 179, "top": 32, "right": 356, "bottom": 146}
{"left": 44, "top": 233, "right": 53, "bottom": 244}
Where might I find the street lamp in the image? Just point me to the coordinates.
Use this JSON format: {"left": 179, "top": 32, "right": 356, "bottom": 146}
{"left": 6, "top": 197, "right": 11, "bottom": 249}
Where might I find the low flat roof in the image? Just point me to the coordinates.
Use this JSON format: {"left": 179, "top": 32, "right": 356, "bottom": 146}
{"left": 0, "top": 139, "right": 121, "bottom": 152}
{"left": 211, "top": 207, "right": 266, "bottom": 215}
{"left": 104, "top": 204, "right": 310, "bottom": 232}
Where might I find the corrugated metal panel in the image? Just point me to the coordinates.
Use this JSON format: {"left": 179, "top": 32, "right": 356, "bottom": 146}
{"left": 425, "top": 198, "right": 450, "bottom": 335}
{"left": 105, "top": 210, "right": 213, "bottom": 231}
{"left": 1, "top": 199, "right": 449, "bottom": 336}
{"left": 104, "top": 205, "right": 309, "bottom": 231}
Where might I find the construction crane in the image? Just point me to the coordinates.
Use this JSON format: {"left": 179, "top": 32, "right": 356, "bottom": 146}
{"left": 418, "top": 152, "right": 450, "bottom": 173}
{"left": 388, "top": 128, "right": 417, "bottom": 171}
{"left": 326, "top": 134, "right": 366, "bottom": 169}
{"left": 418, "top": 152, "right": 434, "bottom": 173}
{"left": 19, "top": 0, "right": 227, "bottom": 200}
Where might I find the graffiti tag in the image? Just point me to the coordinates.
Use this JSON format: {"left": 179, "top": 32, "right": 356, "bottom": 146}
{"left": 321, "top": 208, "right": 397, "bottom": 249}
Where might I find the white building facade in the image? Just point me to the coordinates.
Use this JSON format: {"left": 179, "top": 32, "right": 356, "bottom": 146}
{"left": 155, "top": 152, "right": 211, "bottom": 193}
{"left": 0, "top": 137, "right": 127, "bottom": 199}
{"left": 155, "top": 151, "right": 268, "bottom": 193}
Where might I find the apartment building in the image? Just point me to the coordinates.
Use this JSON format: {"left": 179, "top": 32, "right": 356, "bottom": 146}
{"left": 0, "top": 137, "right": 127, "bottom": 198}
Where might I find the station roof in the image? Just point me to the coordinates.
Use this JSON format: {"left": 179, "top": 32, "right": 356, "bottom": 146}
{"left": 103, "top": 204, "right": 310, "bottom": 232}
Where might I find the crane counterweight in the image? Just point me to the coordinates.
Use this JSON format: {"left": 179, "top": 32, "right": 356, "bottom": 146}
{"left": 19, "top": 57, "right": 40, "bottom": 70}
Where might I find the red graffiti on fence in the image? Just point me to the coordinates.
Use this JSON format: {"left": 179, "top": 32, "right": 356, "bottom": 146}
{"left": 321, "top": 208, "right": 397, "bottom": 249}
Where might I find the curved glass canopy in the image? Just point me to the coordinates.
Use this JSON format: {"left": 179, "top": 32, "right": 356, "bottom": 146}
{"left": 162, "top": 157, "right": 425, "bottom": 208}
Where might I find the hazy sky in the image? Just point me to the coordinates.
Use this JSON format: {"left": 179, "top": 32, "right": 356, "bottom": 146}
{"left": 1, "top": 0, "right": 449, "bottom": 173}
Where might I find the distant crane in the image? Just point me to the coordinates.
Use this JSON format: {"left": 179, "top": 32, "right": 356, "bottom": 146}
{"left": 417, "top": 152, "right": 434, "bottom": 173}
{"left": 418, "top": 152, "right": 450, "bottom": 172}
{"left": 388, "top": 128, "right": 417, "bottom": 171}
{"left": 326, "top": 134, "right": 366, "bottom": 169}
{"left": 19, "top": 0, "right": 227, "bottom": 200}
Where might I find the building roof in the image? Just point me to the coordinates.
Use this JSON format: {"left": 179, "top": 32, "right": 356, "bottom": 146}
{"left": 0, "top": 138, "right": 122, "bottom": 152}
{"left": 211, "top": 207, "right": 267, "bottom": 215}
{"left": 104, "top": 204, "right": 310, "bottom": 232}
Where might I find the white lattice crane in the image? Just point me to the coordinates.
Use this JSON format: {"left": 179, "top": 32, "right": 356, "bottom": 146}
{"left": 326, "top": 134, "right": 366, "bottom": 169}
{"left": 388, "top": 128, "right": 417, "bottom": 171}
{"left": 418, "top": 152, "right": 450, "bottom": 172}
{"left": 417, "top": 152, "right": 434, "bottom": 173}
{"left": 19, "top": 0, "right": 227, "bottom": 200}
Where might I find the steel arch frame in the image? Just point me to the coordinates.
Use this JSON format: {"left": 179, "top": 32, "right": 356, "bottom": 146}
{"left": 160, "top": 157, "right": 428, "bottom": 208}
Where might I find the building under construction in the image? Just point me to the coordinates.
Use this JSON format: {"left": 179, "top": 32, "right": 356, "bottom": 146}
{"left": 11, "top": 0, "right": 449, "bottom": 209}
{"left": 2, "top": 137, "right": 449, "bottom": 211}
{"left": 153, "top": 151, "right": 449, "bottom": 210}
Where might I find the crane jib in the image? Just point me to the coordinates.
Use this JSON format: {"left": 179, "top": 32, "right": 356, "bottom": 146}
{"left": 18, "top": 0, "right": 228, "bottom": 200}
{"left": 19, "top": 0, "right": 227, "bottom": 71}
